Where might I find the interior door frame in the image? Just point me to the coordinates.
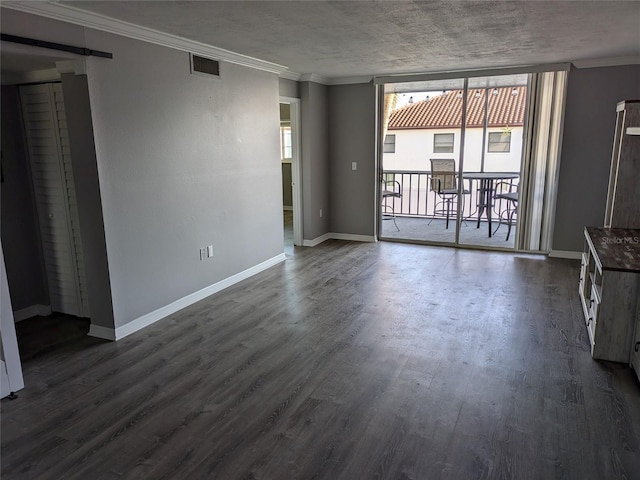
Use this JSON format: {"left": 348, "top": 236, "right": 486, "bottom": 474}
{"left": 279, "top": 96, "right": 303, "bottom": 246}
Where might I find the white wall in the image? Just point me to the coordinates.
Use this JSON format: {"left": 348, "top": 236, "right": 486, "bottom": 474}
{"left": 384, "top": 127, "right": 523, "bottom": 172}
{"left": 82, "top": 30, "right": 283, "bottom": 327}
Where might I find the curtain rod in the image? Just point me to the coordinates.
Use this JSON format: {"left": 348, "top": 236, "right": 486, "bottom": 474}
{"left": 1, "top": 33, "right": 113, "bottom": 59}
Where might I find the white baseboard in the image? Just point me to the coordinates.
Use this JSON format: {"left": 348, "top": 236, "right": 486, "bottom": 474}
{"left": 88, "top": 324, "right": 116, "bottom": 341}
{"left": 93, "top": 253, "right": 287, "bottom": 341}
{"left": 330, "top": 233, "right": 376, "bottom": 243}
{"left": 549, "top": 250, "right": 582, "bottom": 260}
{"left": 13, "top": 304, "right": 51, "bottom": 322}
{"left": 303, "top": 232, "right": 376, "bottom": 247}
{"left": 303, "top": 233, "right": 332, "bottom": 247}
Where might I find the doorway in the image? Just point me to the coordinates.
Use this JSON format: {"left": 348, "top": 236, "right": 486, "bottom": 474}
{"left": 279, "top": 97, "right": 302, "bottom": 252}
{"left": 1, "top": 77, "right": 92, "bottom": 370}
{"left": 19, "top": 82, "right": 90, "bottom": 318}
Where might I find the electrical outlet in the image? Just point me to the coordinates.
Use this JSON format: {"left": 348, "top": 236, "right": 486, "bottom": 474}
{"left": 319, "top": 209, "right": 323, "bottom": 218}
{"left": 200, "top": 248, "right": 206, "bottom": 260}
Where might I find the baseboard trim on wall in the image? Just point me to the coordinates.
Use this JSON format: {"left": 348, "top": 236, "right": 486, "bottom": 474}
{"left": 13, "top": 304, "right": 52, "bottom": 322}
{"left": 549, "top": 250, "right": 582, "bottom": 260}
{"left": 88, "top": 324, "right": 116, "bottom": 341}
{"left": 94, "top": 253, "right": 287, "bottom": 341}
{"left": 303, "top": 233, "right": 332, "bottom": 247}
{"left": 330, "top": 233, "right": 376, "bottom": 243}
{"left": 303, "top": 233, "right": 376, "bottom": 247}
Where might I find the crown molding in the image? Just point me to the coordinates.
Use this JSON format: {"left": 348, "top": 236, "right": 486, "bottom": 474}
{"left": 299, "top": 73, "right": 331, "bottom": 85}
{"left": 2, "top": 1, "right": 289, "bottom": 75}
{"left": 279, "top": 70, "right": 302, "bottom": 81}
{"left": 328, "top": 75, "right": 374, "bottom": 85}
{"left": 572, "top": 55, "right": 640, "bottom": 69}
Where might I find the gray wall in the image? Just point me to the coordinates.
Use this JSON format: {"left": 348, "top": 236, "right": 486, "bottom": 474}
{"left": 328, "top": 83, "right": 376, "bottom": 236}
{"left": 279, "top": 78, "right": 300, "bottom": 98}
{"left": 82, "top": 29, "right": 283, "bottom": 327}
{"left": 553, "top": 64, "right": 640, "bottom": 252}
{"left": 4, "top": 9, "right": 284, "bottom": 330}
{"left": 300, "top": 81, "right": 330, "bottom": 240}
{"left": 0, "top": 86, "right": 49, "bottom": 311}
{"left": 61, "top": 73, "right": 115, "bottom": 329}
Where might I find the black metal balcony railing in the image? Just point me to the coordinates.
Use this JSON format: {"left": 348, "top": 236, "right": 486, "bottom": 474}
{"left": 382, "top": 170, "right": 519, "bottom": 220}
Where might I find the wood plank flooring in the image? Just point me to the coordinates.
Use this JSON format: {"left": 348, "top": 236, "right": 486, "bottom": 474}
{"left": 2, "top": 240, "right": 639, "bottom": 479}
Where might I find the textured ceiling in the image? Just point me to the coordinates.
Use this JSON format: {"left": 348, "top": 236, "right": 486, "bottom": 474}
{"left": 36, "top": 1, "right": 640, "bottom": 78}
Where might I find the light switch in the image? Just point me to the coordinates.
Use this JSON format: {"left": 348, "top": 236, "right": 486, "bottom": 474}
{"left": 207, "top": 245, "right": 214, "bottom": 257}
{"left": 351, "top": 162, "right": 357, "bottom": 171}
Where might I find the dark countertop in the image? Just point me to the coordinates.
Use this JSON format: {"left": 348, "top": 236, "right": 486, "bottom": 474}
{"left": 585, "top": 227, "right": 640, "bottom": 272}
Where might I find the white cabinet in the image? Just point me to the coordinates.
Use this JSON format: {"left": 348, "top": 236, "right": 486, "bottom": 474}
{"left": 578, "top": 227, "right": 640, "bottom": 363}
{"left": 631, "top": 300, "right": 640, "bottom": 383}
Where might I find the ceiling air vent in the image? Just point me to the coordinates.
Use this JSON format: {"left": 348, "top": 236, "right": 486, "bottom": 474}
{"left": 190, "top": 53, "right": 220, "bottom": 78}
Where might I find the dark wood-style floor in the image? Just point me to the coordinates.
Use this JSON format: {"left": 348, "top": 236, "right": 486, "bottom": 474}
{"left": 2, "top": 240, "right": 639, "bottom": 479}
{"left": 13, "top": 313, "right": 90, "bottom": 362}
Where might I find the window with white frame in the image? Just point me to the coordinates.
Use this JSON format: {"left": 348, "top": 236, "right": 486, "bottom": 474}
{"left": 384, "top": 134, "right": 396, "bottom": 153}
{"left": 433, "top": 133, "right": 454, "bottom": 153}
{"left": 280, "top": 125, "right": 292, "bottom": 160}
{"left": 488, "top": 131, "right": 511, "bottom": 152}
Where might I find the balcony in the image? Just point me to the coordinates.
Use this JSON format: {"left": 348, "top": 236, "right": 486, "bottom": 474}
{"left": 381, "top": 170, "right": 518, "bottom": 248}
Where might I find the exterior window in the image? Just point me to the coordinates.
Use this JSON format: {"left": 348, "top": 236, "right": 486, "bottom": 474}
{"left": 384, "top": 134, "right": 396, "bottom": 153}
{"left": 280, "top": 125, "right": 292, "bottom": 159}
{"left": 433, "top": 133, "right": 454, "bottom": 153}
{"left": 488, "top": 131, "right": 511, "bottom": 152}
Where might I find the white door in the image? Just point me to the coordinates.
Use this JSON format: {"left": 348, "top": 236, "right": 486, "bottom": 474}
{"left": 19, "top": 83, "right": 90, "bottom": 318}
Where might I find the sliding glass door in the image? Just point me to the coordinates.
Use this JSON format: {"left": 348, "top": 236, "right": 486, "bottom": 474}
{"left": 378, "top": 64, "right": 568, "bottom": 252}
{"left": 380, "top": 74, "right": 529, "bottom": 249}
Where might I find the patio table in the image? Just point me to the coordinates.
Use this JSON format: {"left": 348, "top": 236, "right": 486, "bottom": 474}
{"left": 462, "top": 172, "right": 519, "bottom": 237}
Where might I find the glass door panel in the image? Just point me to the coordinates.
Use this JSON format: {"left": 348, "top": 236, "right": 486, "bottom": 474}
{"left": 380, "top": 79, "right": 464, "bottom": 245}
{"left": 458, "top": 74, "right": 529, "bottom": 248}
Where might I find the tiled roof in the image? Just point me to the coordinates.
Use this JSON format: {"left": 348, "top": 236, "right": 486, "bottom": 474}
{"left": 388, "top": 86, "right": 526, "bottom": 129}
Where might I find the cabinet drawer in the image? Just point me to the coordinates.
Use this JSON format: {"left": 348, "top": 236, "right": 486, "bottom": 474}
{"left": 586, "top": 285, "right": 600, "bottom": 349}
{"left": 586, "top": 312, "right": 597, "bottom": 350}
{"left": 589, "top": 285, "right": 600, "bottom": 321}
{"left": 580, "top": 253, "right": 588, "bottom": 283}
{"left": 632, "top": 318, "right": 640, "bottom": 383}
{"left": 631, "top": 341, "right": 640, "bottom": 383}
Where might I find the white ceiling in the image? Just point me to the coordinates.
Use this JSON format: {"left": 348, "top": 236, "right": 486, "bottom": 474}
{"left": 10, "top": 1, "right": 640, "bottom": 80}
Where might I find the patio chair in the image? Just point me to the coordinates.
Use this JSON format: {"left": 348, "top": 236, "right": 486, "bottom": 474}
{"left": 493, "top": 181, "right": 518, "bottom": 240}
{"left": 381, "top": 178, "right": 402, "bottom": 231}
{"left": 429, "top": 159, "right": 468, "bottom": 229}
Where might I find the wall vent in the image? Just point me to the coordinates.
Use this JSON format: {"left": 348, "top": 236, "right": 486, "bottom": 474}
{"left": 190, "top": 54, "right": 220, "bottom": 78}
